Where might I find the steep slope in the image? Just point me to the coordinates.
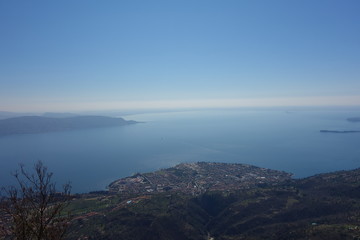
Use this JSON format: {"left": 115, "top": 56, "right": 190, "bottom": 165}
{"left": 66, "top": 165, "right": 360, "bottom": 240}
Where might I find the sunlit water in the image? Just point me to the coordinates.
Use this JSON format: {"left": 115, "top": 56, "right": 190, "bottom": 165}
{"left": 1, "top": 109, "right": 360, "bottom": 193}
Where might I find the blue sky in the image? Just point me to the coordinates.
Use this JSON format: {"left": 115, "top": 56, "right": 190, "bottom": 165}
{"left": 1, "top": 0, "right": 360, "bottom": 112}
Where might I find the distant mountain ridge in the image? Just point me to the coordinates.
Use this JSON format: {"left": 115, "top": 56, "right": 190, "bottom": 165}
{"left": 0, "top": 116, "right": 137, "bottom": 136}
{"left": 0, "top": 111, "right": 35, "bottom": 120}
{"left": 42, "top": 112, "right": 79, "bottom": 118}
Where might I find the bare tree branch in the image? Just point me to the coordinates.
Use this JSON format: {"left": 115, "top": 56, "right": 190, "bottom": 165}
{"left": 0, "top": 161, "right": 72, "bottom": 240}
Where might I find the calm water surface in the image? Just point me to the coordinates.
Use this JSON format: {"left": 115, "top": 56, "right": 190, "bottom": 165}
{"left": 1, "top": 109, "right": 360, "bottom": 193}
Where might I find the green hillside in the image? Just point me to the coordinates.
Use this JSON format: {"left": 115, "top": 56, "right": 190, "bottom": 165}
{"left": 65, "top": 165, "right": 360, "bottom": 240}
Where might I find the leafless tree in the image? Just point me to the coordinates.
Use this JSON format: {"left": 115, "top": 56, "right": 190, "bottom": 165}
{"left": 0, "top": 161, "right": 71, "bottom": 240}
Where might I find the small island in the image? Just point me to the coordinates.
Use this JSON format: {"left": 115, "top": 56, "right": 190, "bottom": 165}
{"left": 347, "top": 117, "right": 360, "bottom": 122}
{"left": 320, "top": 130, "right": 360, "bottom": 133}
{"left": 0, "top": 116, "right": 137, "bottom": 136}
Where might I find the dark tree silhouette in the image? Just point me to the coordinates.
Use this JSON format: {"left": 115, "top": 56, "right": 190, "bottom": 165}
{"left": 0, "top": 161, "right": 71, "bottom": 240}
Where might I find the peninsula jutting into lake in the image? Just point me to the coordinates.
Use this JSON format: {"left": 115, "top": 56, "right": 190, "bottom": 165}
{"left": 0, "top": 116, "right": 137, "bottom": 136}
{"left": 108, "top": 162, "right": 292, "bottom": 195}
{"left": 65, "top": 162, "right": 360, "bottom": 240}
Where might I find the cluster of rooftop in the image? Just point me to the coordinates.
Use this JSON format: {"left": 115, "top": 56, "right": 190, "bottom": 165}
{"left": 108, "top": 162, "right": 292, "bottom": 196}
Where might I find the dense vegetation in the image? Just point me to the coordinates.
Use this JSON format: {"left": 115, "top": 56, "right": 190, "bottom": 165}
{"left": 66, "top": 168, "right": 360, "bottom": 240}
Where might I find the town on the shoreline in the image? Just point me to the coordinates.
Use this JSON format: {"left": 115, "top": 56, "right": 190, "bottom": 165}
{"left": 108, "top": 162, "right": 292, "bottom": 196}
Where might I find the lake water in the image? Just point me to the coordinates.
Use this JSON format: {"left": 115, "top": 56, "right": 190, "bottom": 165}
{"left": 1, "top": 108, "right": 360, "bottom": 193}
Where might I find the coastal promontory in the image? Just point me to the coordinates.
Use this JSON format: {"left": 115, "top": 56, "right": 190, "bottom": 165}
{"left": 0, "top": 116, "right": 137, "bottom": 136}
{"left": 108, "top": 162, "right": 292, "bottom": 195}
